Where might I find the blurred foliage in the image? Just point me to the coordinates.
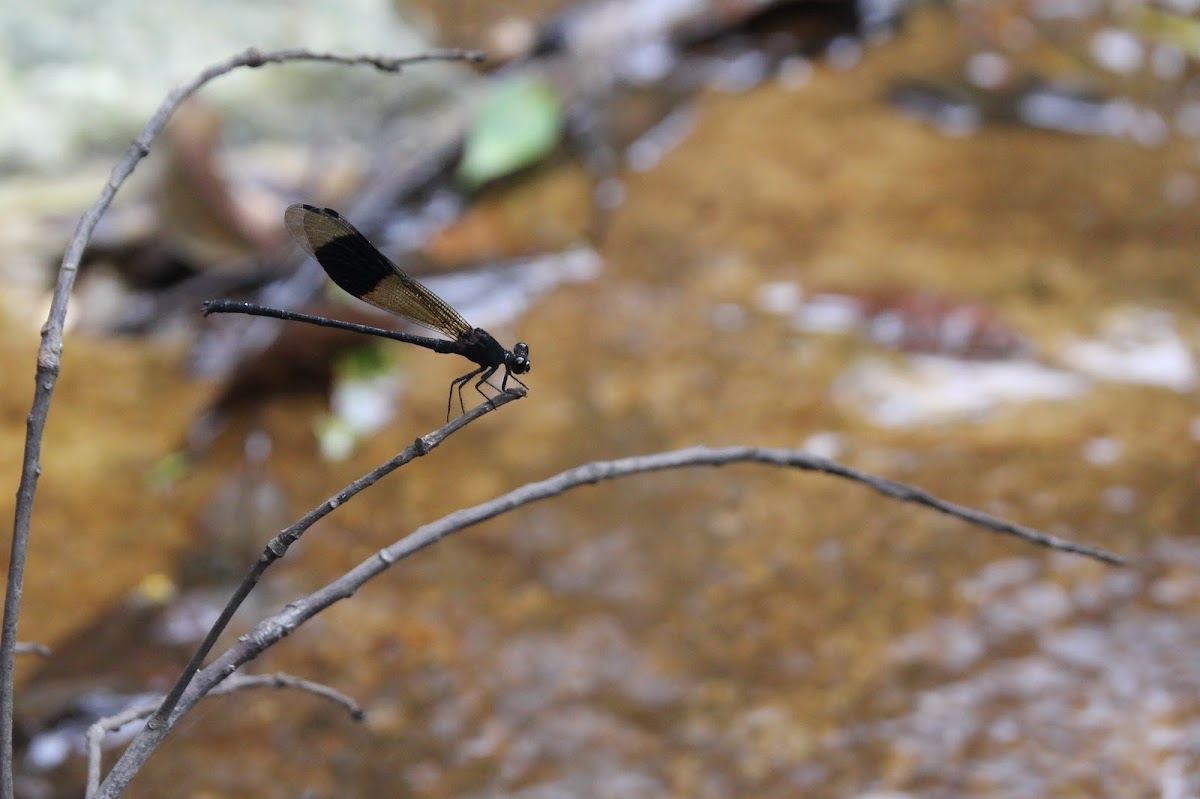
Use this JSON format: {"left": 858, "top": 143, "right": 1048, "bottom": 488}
{"left": 457, "top": 74, "right": 564, "bottom": 189}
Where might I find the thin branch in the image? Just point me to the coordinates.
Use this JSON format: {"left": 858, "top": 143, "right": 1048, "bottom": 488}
{"left": 147, "top": 389, "right": 521, "bottom": 730}
{"left": 229, "top": 673, "right": 363, "bottom": 721}
{"left": 92, "top": 442, "right": 1120, "bottom": 798}
{"left": 86, "top": 672, "right": 363, "bottom": 797}
{"left": 0, "top": 46, "right": 481, "bottom": 799}
{"left": 13, "top": 642, "right": 51, "bottom": 658}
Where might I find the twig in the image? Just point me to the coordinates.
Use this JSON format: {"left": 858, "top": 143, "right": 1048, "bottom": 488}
{"left": 86, "top": 672, "right": 363, "bottom": 797}
{"left": 92, "top": 442, "right": 1119, "bottom": 798}
{"left": 0, "top": 46, "right": 481, "bottom": 799}
{"left": 96, "top": 392, "right": 521, "bottom": 798}
{"left": 147, "top": 389, "right": 521, "bottom": 731}
{"left": 13, "top": 642, "right": 51, "bottom": 658}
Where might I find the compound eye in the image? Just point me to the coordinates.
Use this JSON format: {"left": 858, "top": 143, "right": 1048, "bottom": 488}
{"left": 509, "top": 343, "right": 531, "bottom": 373}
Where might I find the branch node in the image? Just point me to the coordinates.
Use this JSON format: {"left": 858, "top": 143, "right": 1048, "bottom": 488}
{"left": 36, "top": 342, "right": 61, "bottom": 373}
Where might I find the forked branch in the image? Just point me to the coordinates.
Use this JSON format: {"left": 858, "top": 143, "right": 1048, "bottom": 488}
{"left": 93, "top": 441, "right": 1120, "bottom": 797}
{"left": 0, "top": 45, "right": 482, "bottom": 799}
{"left": 87, "top": 672, "right": 364, "bottom": 797}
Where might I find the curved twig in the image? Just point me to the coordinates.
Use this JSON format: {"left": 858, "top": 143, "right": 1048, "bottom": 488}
{"left": 92, "top": 442, "right": 1120, "bottom": 798}
{"left": 0, "top": 46, "right": 481, "bottom": 799}
{"left": 86, "top": 672, "right": 364, "bottom": 797}
{"left": 13, "top": 643, "right": 51, "bottom": 658}
{"left": 146, "top": 389, "right": 522, "bottom": 730}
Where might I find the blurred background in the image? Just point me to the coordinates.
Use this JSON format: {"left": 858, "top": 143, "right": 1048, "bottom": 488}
{"left": 2, "top": 0, "right": 1199, "bottom": 796}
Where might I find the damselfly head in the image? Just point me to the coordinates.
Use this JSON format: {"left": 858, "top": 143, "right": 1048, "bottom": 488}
{"left": 509, "top": 342, "right": 531, "bottom": 375}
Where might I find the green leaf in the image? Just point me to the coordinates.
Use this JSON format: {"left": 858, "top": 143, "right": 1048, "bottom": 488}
{"left": 146, "top": 451, "right": 191, "bottom": 489}
{"left": 334, "top": 344, "right": 391, "bottom": 381}
{"left": 1131, "top": 6, "right": 1200, "bottom": 58}
{"left": 457, "top": 75, "right": 563, "bottom": 189}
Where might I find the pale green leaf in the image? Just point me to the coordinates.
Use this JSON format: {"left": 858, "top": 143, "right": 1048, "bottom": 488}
{"left": 458, "top": 75, "right": 563, "bottom": 189}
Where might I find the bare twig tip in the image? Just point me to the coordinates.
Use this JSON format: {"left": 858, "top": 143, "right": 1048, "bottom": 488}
{"left": 14, "top": 642, "right": 51, "bottom": 657}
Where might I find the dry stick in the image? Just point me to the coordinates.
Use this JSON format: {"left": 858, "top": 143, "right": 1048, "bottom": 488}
{"left": 93, "top": 443, "right": 1121, "bottom": 799}
{"left": 147, "top": 390, "right": 520, "bottom": 731}
{"left": 0, "top": 46, "right": 482, "bottom": 799}
{"left": 95, "top": 392, "right": 519, "bottom": 798}
{"left": 13, "top": 642, "right": 51, "bottom": 658}
{"left": 86, "top": 672, "right": 364, "bottom": 798}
